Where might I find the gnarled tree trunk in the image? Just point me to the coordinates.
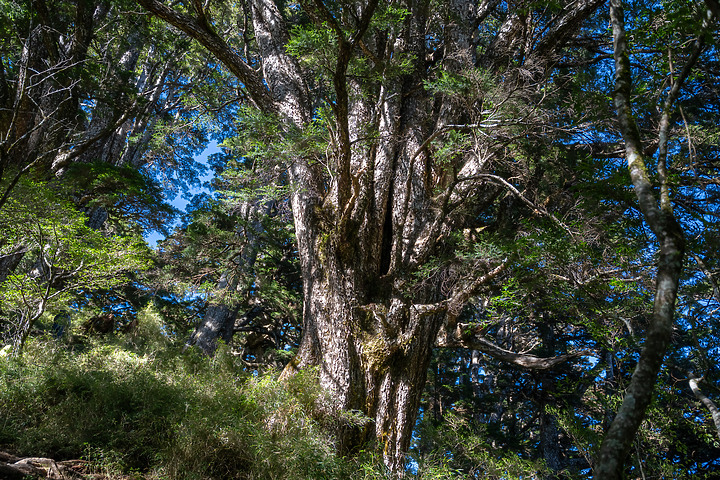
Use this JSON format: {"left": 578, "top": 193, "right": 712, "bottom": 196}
{"left": 138, "top": 0, "right": 604, "bottom": 471}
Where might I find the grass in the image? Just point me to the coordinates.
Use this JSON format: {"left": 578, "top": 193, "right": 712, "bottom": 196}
{"left": 0, "top": 307, "right": 504, "bottom": 479}
{"left": 0, "top": 329, "right": 386, "bottom": 479}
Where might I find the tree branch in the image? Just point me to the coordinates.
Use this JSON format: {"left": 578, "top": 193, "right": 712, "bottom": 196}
{"left": 688, "top": 373, "right": 720, "bottom": 441}
{"left": 436, "top": 322, "right": 589, "bottom": 370}
{"left": 136, "top": 0, "right": 273, "bottom": 112}
{"left": 658, "top": 34, "right": 704, "bottom": 212}
{"left": 595, "top": 0, "right": 691, "bottom": 477}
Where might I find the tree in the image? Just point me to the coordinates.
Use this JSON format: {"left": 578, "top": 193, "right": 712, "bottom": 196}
{"left": 595, "top": 0, "right": 717, "bottom": 476}
{"left": 153, "top": 175, "right": 302, "bottom": 365}
{"left": 0, "top": 177, "right": 150, "bottom": 355}
{"left": 0, "top": 0, "right": 223, "bottom": 331}
{"left": 137, "top": 0, "right": 604, "bottom": 470}
{"left": 0, "top": 0, "right": 216, "bottom": 223}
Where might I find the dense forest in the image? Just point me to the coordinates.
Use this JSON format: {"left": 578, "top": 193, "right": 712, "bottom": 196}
{"left": 1, "top": 0, "right": 719, "bottom": 478}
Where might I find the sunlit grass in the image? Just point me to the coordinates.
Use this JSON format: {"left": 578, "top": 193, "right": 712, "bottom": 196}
{"left": 0, "top": 330, "right": 376, "bottom": 479}
{"left": 0, "top": 311, "right": 491, "bottom": 479}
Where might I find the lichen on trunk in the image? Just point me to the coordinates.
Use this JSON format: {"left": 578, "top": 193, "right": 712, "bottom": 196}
{"left": 137, "top": 0, "right": 606, "bottom": 471}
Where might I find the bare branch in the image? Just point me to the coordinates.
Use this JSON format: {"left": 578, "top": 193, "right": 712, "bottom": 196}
{"left": 436, "top": 322, "right": 589, "bottom": 370}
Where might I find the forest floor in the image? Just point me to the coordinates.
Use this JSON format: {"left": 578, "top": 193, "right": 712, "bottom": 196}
{"left": 0, "top": 450, "right": 138, "bottom": 479}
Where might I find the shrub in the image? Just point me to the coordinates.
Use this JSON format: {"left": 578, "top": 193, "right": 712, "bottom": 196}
{"left": 0, "top": 336, "right": 390, "bottom": 479}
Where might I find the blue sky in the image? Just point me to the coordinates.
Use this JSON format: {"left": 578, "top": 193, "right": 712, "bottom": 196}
{"left": 145, "top": 141, "right": 221, "bottom": 247}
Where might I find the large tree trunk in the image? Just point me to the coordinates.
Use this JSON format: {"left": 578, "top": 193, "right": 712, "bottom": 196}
{"left": 138, "top": 0, "right": 605, "bottom": 471}
{"left": 188, "top": 301, "right": 235, "bottom": 354}
{"left": 278, "top": 1, "right": 450, "bottom": 467}
{"left": 291, "top": 272, "right": 446, "bottom": 466}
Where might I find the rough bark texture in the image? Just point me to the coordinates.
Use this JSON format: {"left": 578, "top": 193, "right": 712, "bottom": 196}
{"left": 138, "top": 0, "right": 603, "bottom": 471}
{"left": 0, "top": 248, "right": 27, "bottom": 284}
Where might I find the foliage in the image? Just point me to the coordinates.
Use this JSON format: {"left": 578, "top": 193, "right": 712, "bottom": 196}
{"left": 414, "top": 411, "right": 552, "bottom": 479}
{"left": 1, "top": 0, "right": 720, "bottom": 477}
{"left": 150, "top": 140, "right": 303, "bottom": 365}
{"left": 63, "top": 162, "right": 180, "bottom": 235}
{"left": 0, "top": 178, "right": 151, "bottom": 354}
{"left": 0, "top": 331, "right": 390, "bottom": 479}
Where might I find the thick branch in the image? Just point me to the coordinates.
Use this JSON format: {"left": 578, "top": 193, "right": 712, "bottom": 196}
{"left": 303, "top": 0, "right": 379, "bottom": 221}
{"left": 136, "top": 0, "right": 273, "bottom": 112}
{"left": 436, "top": 323, "right": 587, "bottom": 370}
{"left": 532, "top": 0, "right": 607, "bottom": 63}
{"left": 688, "top": 374, "right": 720, "bottom": 441}
{"left": 445, "top": 261, "right": 508, "bottom": 321}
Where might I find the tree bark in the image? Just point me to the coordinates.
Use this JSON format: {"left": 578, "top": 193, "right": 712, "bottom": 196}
{"left": 688, "top": 374, "right": 720, "bottom": 442}
{"left": 138, "top": 0, "right": 605, "bottom": 471}
{"left": 595, "top": 0, "right": 694, "bottom": 477}
{"left": 188, "top": 302, "right": 235, "bottom": 354}
{"left": 0, "top": 248, "right": 27, "bottom": 284}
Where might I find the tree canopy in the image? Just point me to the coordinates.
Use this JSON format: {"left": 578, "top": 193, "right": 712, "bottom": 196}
{"left": 1, "top": 0, "right": 720, "bottom": 478}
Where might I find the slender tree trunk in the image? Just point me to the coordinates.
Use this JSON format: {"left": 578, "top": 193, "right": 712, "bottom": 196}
{"left": 538, "top": 317, "right": 562, "bottom": 477}
{"left": 75, "top": 31, "right": 143, "bottom": 167}
{"left": 595, "top": 0, "right": 691, "bottom": 476}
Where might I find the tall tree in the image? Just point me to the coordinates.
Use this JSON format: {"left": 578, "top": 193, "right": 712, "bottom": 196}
{"left": 595, "top": 0, "right": 717, "bottom": 477}
{"left": 0, "top": 0, "right": 219, "bottom": 352}
{"left": 0, "top": 0, "right": 101, "bottom": 208}
{"left": 137, "top": 0, "right": 604, "bottom": 470}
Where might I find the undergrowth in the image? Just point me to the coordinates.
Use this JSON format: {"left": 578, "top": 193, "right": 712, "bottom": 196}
{"left": 0, "top": 309, "right": 504, "bottom": 479}
{"left": 0, "top": 311, "right": 375, "bottom": 480}
{"left": 0, "top": 339, "right": 385, "bottom": 479}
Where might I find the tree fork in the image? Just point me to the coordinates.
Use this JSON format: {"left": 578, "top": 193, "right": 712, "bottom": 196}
{"left": 137, "top": 0, "right": 612, "bottom": 473}
{"left": 595, "top": 0, "right": 701, "bottom": 476}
